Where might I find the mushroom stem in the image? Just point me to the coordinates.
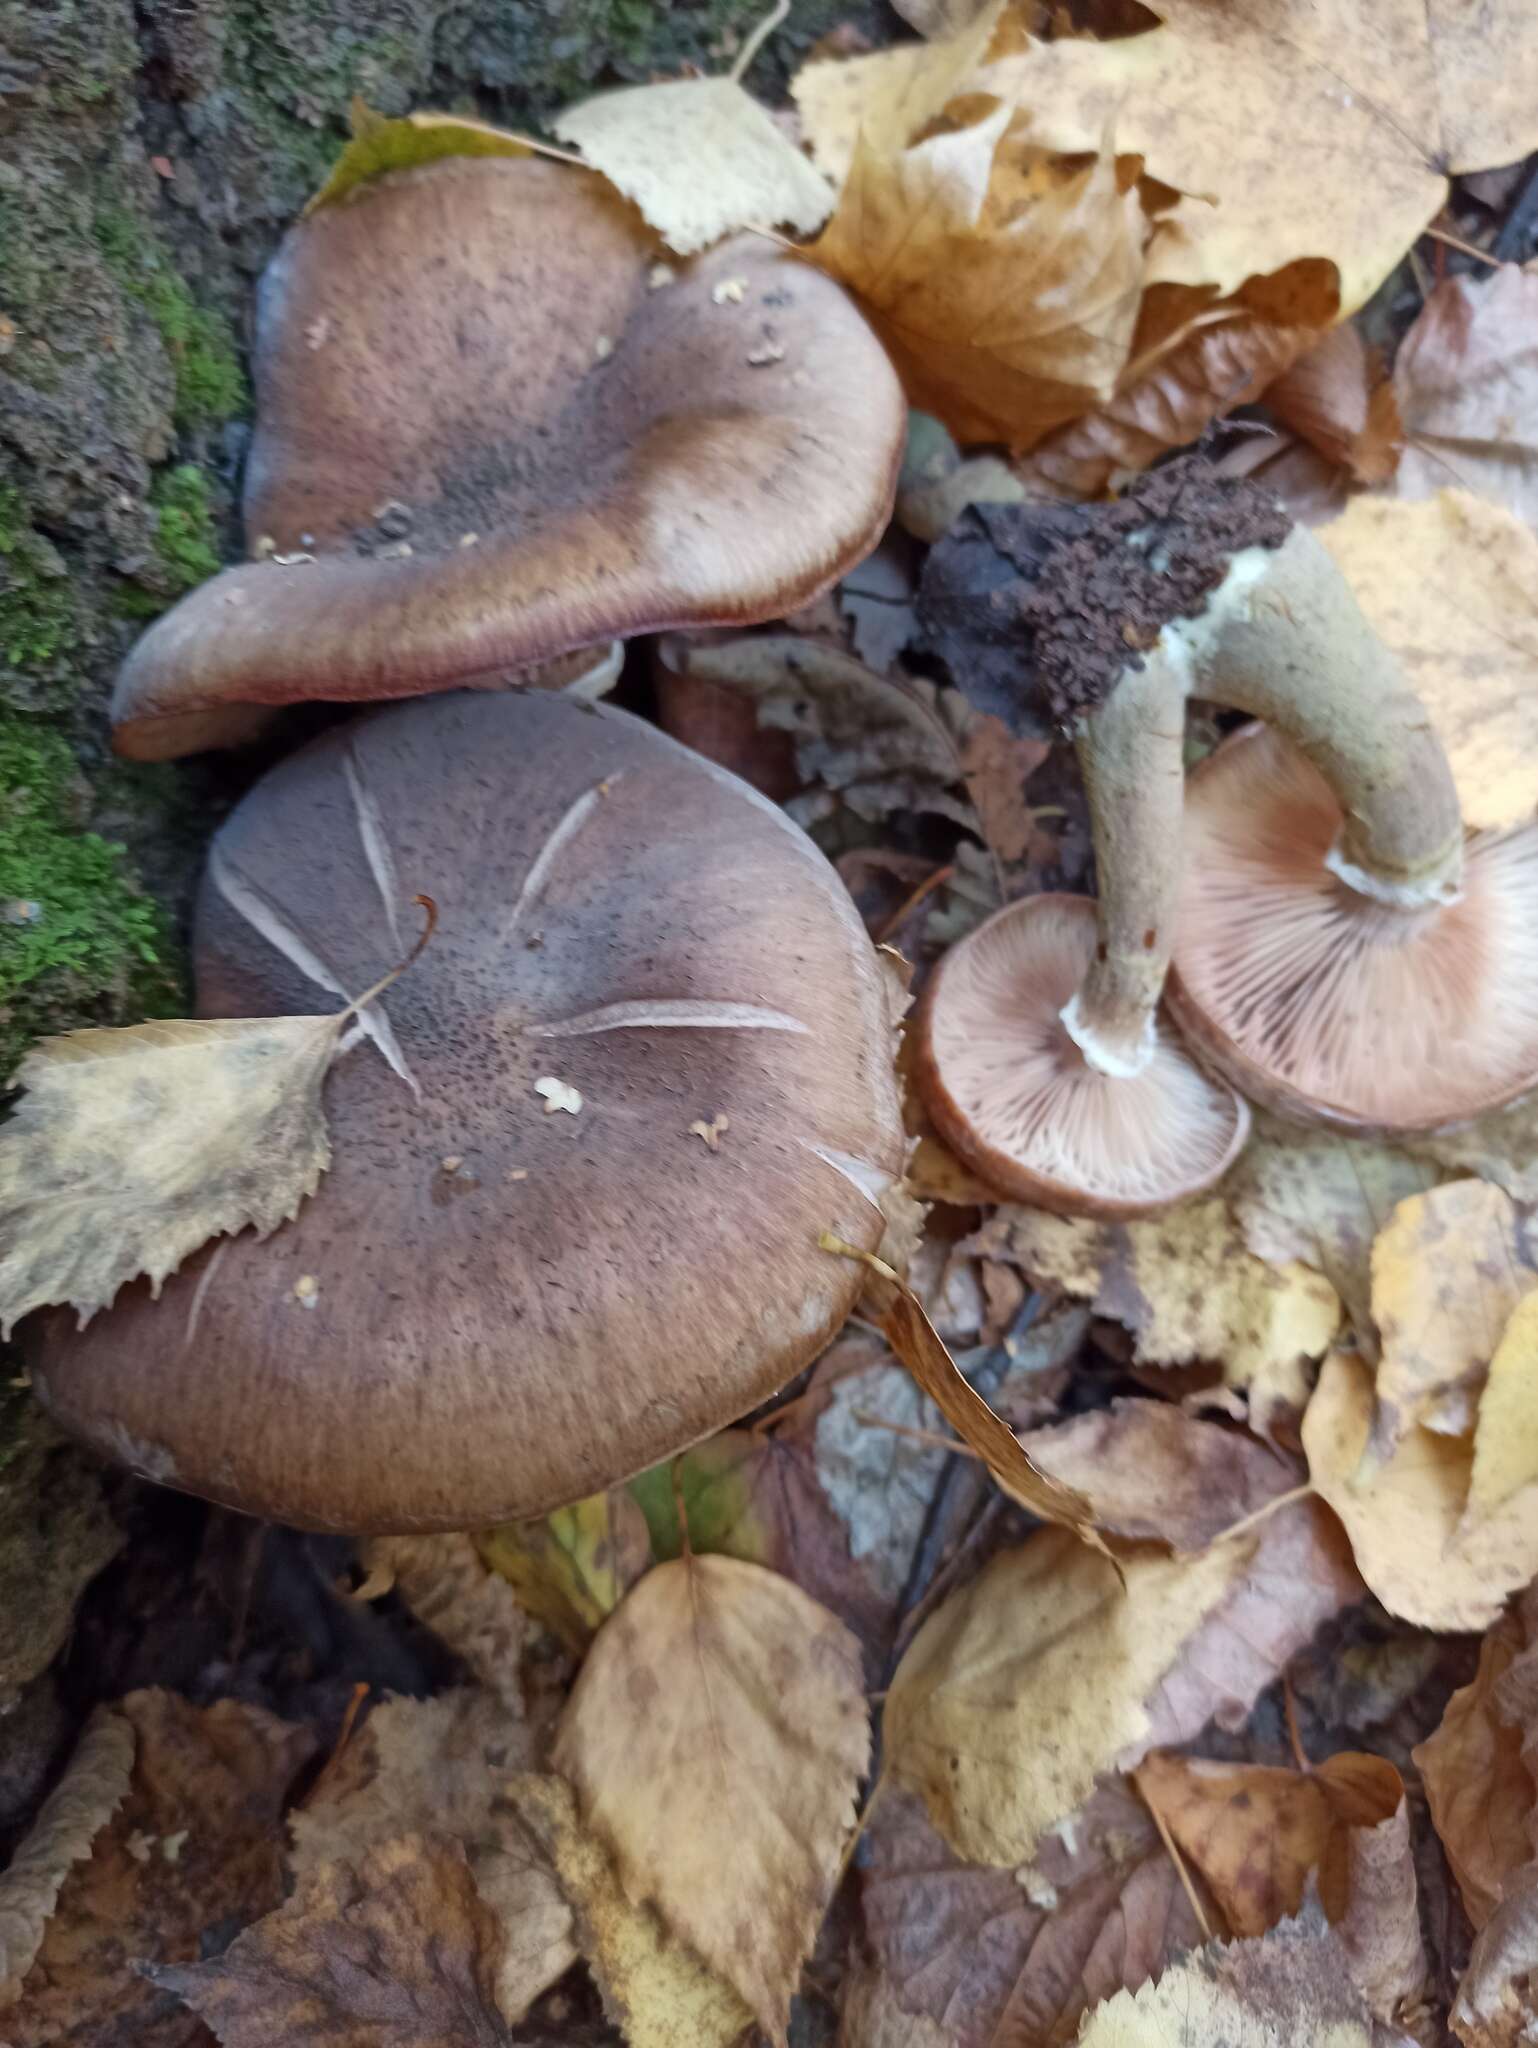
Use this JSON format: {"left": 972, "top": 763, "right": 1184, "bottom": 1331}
{"left": 1192, "top": 526, "right": 1465, "bottom": 907}
{"left": 1061, "top": 648, "right": 1187, "bottom": 1079}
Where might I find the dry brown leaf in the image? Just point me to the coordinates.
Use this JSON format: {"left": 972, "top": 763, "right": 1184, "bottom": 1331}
{"left": 1302, "top": 1349, "right": 1538, "bottom": 1630}
{"left": 360, "top": 1532, "right": 533, "bottom": 1713}
{"left": 883, "top": 1499, "right": 1360, "bottom": 1867}
{"left": 478, "top": 1489, "right": 652, "bottom": 1656}
{"left": 1228, "top": 1117, "right": 1442, "bottom": 1360}
{"left": 0, "top": 1014, "right": 353, "bottom": 1337}
{"left": 859, "top": 1779, "right": 1210, "bottom": 2048}
{"left": 289, "top": 1691, "right": 573, "bottom": 2026}
{"left": 956, "top": 712, "right": 1049, "bottom": 864}
{"left": 1014, "top": 286, "right": 1325, "bottom": 499}
{"left": 791, "top": 4, "right": 1004, "bottom": 185}
{"left": 840, "top": 1952, "right": 954, "bottom": 2048}
{"left": 1265, "top": 322, "right": 1402, "bottom": 485}
{"left": 984, "top": 0, "right": 1537, "bottom": 313}
{"left": 553, "top": 1553, "right": 867, "bottom": 2041}
{"left": 1369, "top": 1181, "right": 1538, "bottom": 1448}
{"left": 1320, "top": 491, "right": 1538, "bottom": 831}
{"left": 1022, "top": 1399, "right": 1303, "bottom": 1552}
{"left": 1453, "top": 1877, "right": 1538, "bottom": 2048}
{"left": 1392, "top": 266, "right": 1538, "bottom": 525}
{"left": 837, "top": 1245, "right": 1106, "bottom": 1545}
{"left": 1132, "top": 1750, "right": 1403, "bottom": 1940}
{"left": 150, "top": 1835, "right": 510, "bottom": 2047}
{"left": 552, "top": 77, "right": 833, "bottom": 254}
{"left": 805, "top": 106, "right": 1148, "bottom": 450}
{"left": 969, "top": 1201, "right": 1342, "bottom": 1434}
{"left": 0, "top": 1709, "right": 134, "bottom": 2007}
{"left": 503, "top": 1774, "right": 753, "bottom": 2048}
{"left": 1076, "top": 1905, "right": 1383, "bottom": 2047}
{"left": 1412, "top": 1600, "right": 1536, "bottom": 1929}
{"left": 1339, "top": 1792, "right": 1428, "bottom": 2025}
{"left": 0, "top": 1689, "right": 315, "bottom": 2048}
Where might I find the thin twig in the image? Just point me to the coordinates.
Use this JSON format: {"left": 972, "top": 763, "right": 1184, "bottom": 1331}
{"left": 1283, "top": 1676, "right": 1313, "bottom": 1775}
{"left": 1211, "top": 1482, "right": 1314, "bottom": 1549}
{"left": 730, "top": 0, "right": 790, "bottom": 83}
{"left": 875, "top": 862, "right": 956, "bottom": 944}
{"left": 300, "top": 1681, "right": 370, "bottom": 1809}
{"left": 1141, "top": 1783, "right": 1215, "bottom": 1944}
{"left": 1423, "top": 224, "right": 1502, "bottom": 268}
{"left": 851, "top": 1411, "right": 983, "bottom": 1459}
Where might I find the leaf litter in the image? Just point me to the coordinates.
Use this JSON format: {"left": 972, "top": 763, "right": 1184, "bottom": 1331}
{"left": 15, "top": 11, "right": 1538, "bottom": 2047}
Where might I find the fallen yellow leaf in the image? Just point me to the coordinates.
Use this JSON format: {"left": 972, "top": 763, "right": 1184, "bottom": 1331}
{"left": 502, "top": 1775, "right": 752, "bottom": 2048}
{"left": 478, "top": 1490, "right": 652, "bottom": 1655}
{"left": 1320, "top": 492, "right": 1538, "bottom": 831}
{"left": 970, "top": 1200, "right": 1342, "bottom": 1433}
{"left": 554, "top": 1554, "right": 867, "bottom": 2043}
{"left": 553, "top": 77, "right": 833, "bottom": 254}
{"left": 983, "top": 0, "right": 1538, "bottom": 313}
{"left": 306, "top": 102, "right": 532, "bottom": 215}
{"left": 1303, "top": 1350, "right": 1538, "bottom": 1631}
{"left": 1470, "top": 1291, "right": 1538, "bottom": 1520}
{"left": 804, "top": 106, "right": 1148, "bottom": 449}
{"left": 1369, "top": 1182, "right": 1538, "bottom": 1449}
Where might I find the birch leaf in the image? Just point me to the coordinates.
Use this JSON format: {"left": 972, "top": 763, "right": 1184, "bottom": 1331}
{"left": 0, "top": 1014, "right": 350, "bottom": 1338}
{"left": 553, "top": 78, "right": 833, "bottom": 254}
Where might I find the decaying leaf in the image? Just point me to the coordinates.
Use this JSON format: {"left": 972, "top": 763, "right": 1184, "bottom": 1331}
{"left": 1412, "top": 1595, "right": 1537, "bottom": 1930}
{"left": 883, "top": 1501, "right": 1360, "bottom": 1867}
{"left": 805, "top": 106, "right": 1149, "bottom": 450}
{"left": 502, "top": 1774, "right": 753, "bottom": 2048}
{"left": 1265, "top": 322, "right": 1402, "bottom": 485}
{"left": 1392, "top": 265, "right": 1538, "bottom": 526}
{"left": 289, "top": 1691, "right": 574, "bottom": 2026}
{"left": 478, "top": 1490, "right": 652, "bottom": 1655}
{"left": 659, "top": 632, "right": 980, "bottom": 832}
{"left": 1454, "top": 1876, "right": 1538, "bottom": 2048}
{"left": 859, "top": 1779, "right": 1210, "bottom": 2048}
{"left": 969, "top": 1201, "right": 1342, "bottom": 1433}
{"left": 1075, "top": 1905, "right": 1384, "bottom": 2048}
{"left": 1302, "top": 1350, "right": 1538, "bottom": 1630}
{"left": 1228, "top": 1117, "right": 1442, "bottom": 1359}
{"left": 552, "top": 77, "right": 833, "bottom": 254}
{"left": 826, "top": 1240, "right": 1105, "bottom": 1545}
{"left": 0, "top": 1015, "right": 353, "bottom": 1338}
{"left": 791, "top": 3, "right": 1005, "bottom": 186}
{"left": 1320, "top": 491, "right": 1538, "bottom": 832}
{"left": 1014, "top": 280, "right": 1329, "bottom": 501}
{"left": 0, "top": 1709, "right": 134, "bottom": 2008}
{"left": 1132, "top": 1750, "right": 1404, "bottom": 1940}
{"left": 360, "top": 1532, "right": 533, "bottom": 1712}
{"left": 0, "top": 1689, "right": 315, "bottom": 2048}
{"left": 1470, "top": 1290, "right": 1538, "bottom": 1521}
{"left": 1022, "top": 1399, "right": 1303, "bottom": 1553}
{"left": 305, "top": 102, "right": 531, "bottom": 215}
{"left": 1368, "top": 1181, "right": 1538, "bottom": 1449}
{"left": 1409, "top": 1091, "right": 1538, "bottom": 1208}
{"left": 151, "top": 1835, "right": 511, "bottom": 2048}
{"left": 983, "top": 0, "right": 1538, "bottom": 312}
{"left": 553, "top": 1553, "right": 868, "bottom": 2041}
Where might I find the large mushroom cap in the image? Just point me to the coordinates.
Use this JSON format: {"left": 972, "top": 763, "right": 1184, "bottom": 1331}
{"left": 111, "top": 156, "right": 906, "bottom": 761}
{"left": 914, "top": 895, "right": 1250, "bottom": 1218}
{"left": 1169, "top": 724, "right": 1538, "bottom": 1132}
{"left": 28, "top": 691, "right": 904, "bottom": 1531}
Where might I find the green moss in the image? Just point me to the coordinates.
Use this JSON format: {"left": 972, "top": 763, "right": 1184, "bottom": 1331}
{"left": 93, "top": 208, "right": 246, "bottom": 430}
{"left": 116, "top": 465, "right": 224, "bottom": 619}
{"left": 0, "top": 488, "right": 77, "bottom": 679}
{"left": 0, "top": 716, "right": 181, "bottom": 1078}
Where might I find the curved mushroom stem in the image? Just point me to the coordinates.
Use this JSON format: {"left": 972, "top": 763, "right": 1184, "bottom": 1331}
{"left": 1192, "top": 526, "right": 1464, "bottom": 907}
{"left": 1061, "top": 647, "right": 1188, "bottom": 1079}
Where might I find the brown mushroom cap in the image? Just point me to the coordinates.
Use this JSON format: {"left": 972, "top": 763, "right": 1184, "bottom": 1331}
{"left": 111, "top": 157, "right": 906, "bottom": 762}
{"left": 1169, "top": 725, "right": 1538, "bottom": 1133}
{"left": 913, "top": 894, "right": 1250, "bottom": 1218}
{"left": 28, "top": 691, "right": 904, "bottom": 1531}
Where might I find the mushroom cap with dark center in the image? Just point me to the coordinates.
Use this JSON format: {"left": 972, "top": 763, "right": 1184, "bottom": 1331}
{"left": 28, "top": 691, "right": 904, "bottom": 1531}
{"left": 1169, "top": 724, "right": 1538, "bottom": 1132}
{"left": 913, "top": 894, "right": 1250, "bottom": 1218}
{"left": 111, "top": 157, "right": 907, "bottom": 762}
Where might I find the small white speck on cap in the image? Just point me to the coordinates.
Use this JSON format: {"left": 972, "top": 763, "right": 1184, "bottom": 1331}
{"left": 594, "top": 334, "right": 614, "bottom": 362}
{"left": 535, "top": 1076, "right": 583, "bottom": 1116}
{"left": 648, "top": 262, "right": 676, "bottom": 290}
{"left": 712, "top": 278, "right": 748, "bottom": 305}
{"left": 293, "top": 1274, "right": 320, "bottom": 1309}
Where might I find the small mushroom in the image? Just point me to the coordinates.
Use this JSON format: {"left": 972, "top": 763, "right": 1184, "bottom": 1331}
{"left": 26, "top": 691, "right": 904, "bottom": 1531}
{"left": 111, "top": 157, "right": 906, "bottom": 761}
{"left": 913, "top": 894, "right": 1250, "bottom": 1217}
{"left": 921, "top": 459, "right": 1538, "bottom": 1156}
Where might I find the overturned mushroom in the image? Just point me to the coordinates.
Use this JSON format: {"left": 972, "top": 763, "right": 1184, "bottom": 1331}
{"left": 26, "top": 690, "right": 904, "bottom": 1531}
{"left": 920, "top": 459, "right": 1538, "bottom": 1158}
{"left": 111, "top": 155, "right": 906, "bottom": 761}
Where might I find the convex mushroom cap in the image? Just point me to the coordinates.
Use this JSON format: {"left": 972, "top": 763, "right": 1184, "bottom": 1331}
{"left": 112, "top": 156, "right": 906, "bottom": 761}
{"left": 914, "top": 894, "right": 1250, "bottom": 1217}
{"left": 27, "top": 690, "right": 905, "bottom": 1530}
